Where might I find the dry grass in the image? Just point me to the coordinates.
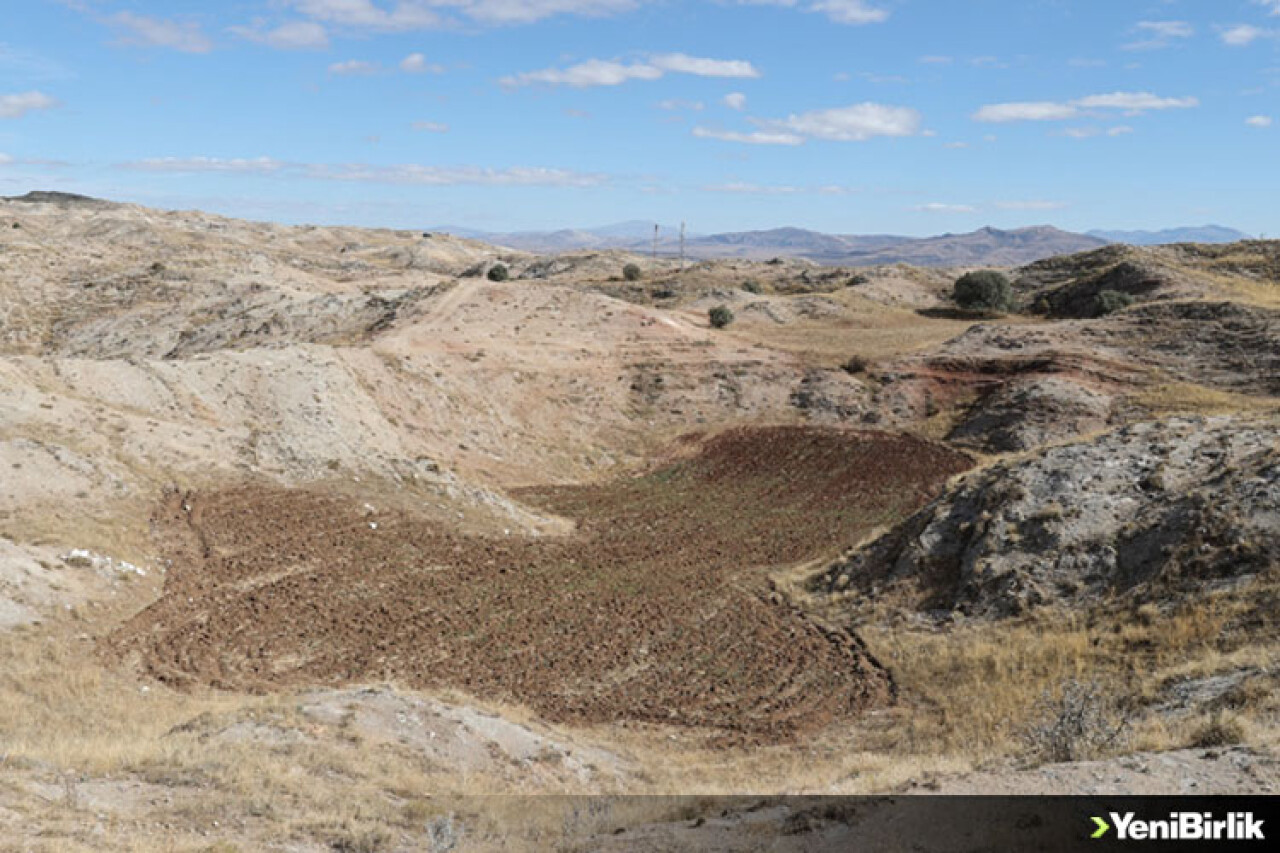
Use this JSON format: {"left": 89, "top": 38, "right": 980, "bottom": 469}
{"left": 1134, "top": 382, "right": 1280, "bottom": 416}
{"left": 856, "top": 578, "right": 1280, "bottom": 766}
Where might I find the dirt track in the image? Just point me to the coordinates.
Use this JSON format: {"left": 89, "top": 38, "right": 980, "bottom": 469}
{"left": 108, "top": 427, "right": 971, "bottom": 738}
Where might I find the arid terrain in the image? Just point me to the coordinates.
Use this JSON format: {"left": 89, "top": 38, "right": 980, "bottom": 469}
{"left": 1, "top": 192, "right": 1277, "bottom": 851}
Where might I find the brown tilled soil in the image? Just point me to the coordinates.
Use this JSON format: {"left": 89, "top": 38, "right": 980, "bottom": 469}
{"left": 107, "top": 427, "right": 971, "bottom": 739}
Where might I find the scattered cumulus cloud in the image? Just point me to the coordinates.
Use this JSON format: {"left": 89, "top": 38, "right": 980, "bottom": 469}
{"left": 915, "top": 202, "right": 976, "bottom": 213}
{"left": 230, "top": 20, "right": 330, "bottom": 50}
{"left": 0, "top": 90, "right": 58, "bottom": 119}
{"left": 1246, "top": 114, "right": 1273, "bottom": 127}
{"left": 692, "top": 127, "right": 804, "bottom": 145}
{"left": 1219, "top": 24, "right": 1276, "bottom": 46}
{"left": 974, "top": 101, "right": 1080, "bottom": 122}
{"left": 734, "top": 1, "right": 889, "bottom": 26}
{"left": 769, "top": 102, "right": 922, "bottom": 141}
{"left": 1255, "top": 1, "right": 1280, "bottom": 16}
{"left": 109, "top": 12, "right": 213, "bottom": 53}
{"left": 1124, "top": 20, "right": 1193, "bottom": 51}
{"left": 1060, "top": 125, "right": 1134, "bottom": 139}
{"left": 412, "top": 120, "right": 450, "bottom": 132}
{"left": 275, "top": 1, "right": 640, "bottom": 32}
{"left": 723, "top": 92, "right": 747, "bottom": 110}
{"left": 400, "top": 52, "right": 444, "bottom": 73}
{"left": 121, "top": 156, "right": 287, "bottom": 174}
{"left": 501, "top": 53, "right": 759, "bottom": 87}
{"left": 695, "top": 101, "right": 921, "bottom": 145}
{"left": 974, "top": 91, "right": 1198, "bottom": 123}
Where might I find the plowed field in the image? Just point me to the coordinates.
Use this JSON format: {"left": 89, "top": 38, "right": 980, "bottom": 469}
{"left": 108, "top": 427, "right": 971, "bottom": 738}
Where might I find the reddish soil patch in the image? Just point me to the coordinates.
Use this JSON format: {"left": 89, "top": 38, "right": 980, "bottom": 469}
{"left": 108, "top": 427, "right": 971, "bottom": 738}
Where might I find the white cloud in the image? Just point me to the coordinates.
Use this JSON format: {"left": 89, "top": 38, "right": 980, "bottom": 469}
{"left": 810, "top": 1, "right": 888, "bottom": 24}
{"left": 0, "top": 91, "right": 58, "bottom": 119}
{"left": 1075, "top": 91, "right": 1198, "bottom": 111}
{"left": 230, "top": 20, "right": 330, "bottom": 49}
{"left": 696, "top": 101, "right": 921, "bottom": 145}
{"left": 1256, "top": 1, "right": 1280, "bottom": 16}
{"left": 1061, "top": 125, "right": 1134, "bottom": 139}
{"left": 412, "top": 120, "right": 450, "bottom": 132}
{"left": 288, "top": 1, "right": 442, "bottom": 32}
{"left": 768, "top": 102, "right": 922, "bottom": 141}
{"left": 1220, "top": 24, "right": 1275, "bottom": 46}
{"left": 109, "top": 12, "right": 213, "bottom": 53}
{"left": 649, "top": 54, "right": 761, "bottom": 78}
{"left": 279, "top": 0, "right": 639, "bottom": 31}
{"left": 692, "top": 126, "right": 804, "bottom": 145}
{"left": 1124, "top": 20, "right": 1193, "bottom": 51}
{"left": 501, "top": 54, "right": 758, "bottom": 87}
{"left": 329, "top": 59, "right": 380, "bottom": 75}
{"left": 120, "top": 157, "right": 287, "bottom": 174}
{"left": 736, "top": 0, "right": 888, "bottom": 26}
{"left": 400, "top": 52, "right": 444, "bottom": 73}
{"left": 1246, "top": 115, "right": 1274, "bottom": 127}
{"left": 657, "top": 99, "right": 705, "bottom": 111}
{"left": 973, "top": 101, "right": 1081, "bottom": 122}
{"left": 974, "top": 91, "right": 1197, "bottom": 123}
{"left": 502, "top": 59, "right": 662, "bottom": 87}
{"left": 723, "top": 92, "right": 747, "bottom": 111}
{"left": 451, "top": 0, "right": 640, "bottom": 25}
{"left": 915, "top": 202, "right": 977, "bottom": 213}
{"left": 0, "top": 152, "right": 12, "bottom": 165}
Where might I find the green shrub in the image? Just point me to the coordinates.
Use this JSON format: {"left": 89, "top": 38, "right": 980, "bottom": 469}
{"left": 487, "top": 263, "right": 509, "bottom": 282}
{"left": 708, "top": 305, "right": 735, "bottom": 329}
{"left": 953, "top": 270, "right": 1014, "bottom": 312}
{"left": 1094, "top": 289, "right": 1135, "bottom": 316}
{"left": 623, "top": 263, "right": 643, "bottom": 282}
{"left": 741, "top": 279, "right": 762, "bottom": 294}
{"left": 848, "top": 273, "right": 870, "bottom": 286}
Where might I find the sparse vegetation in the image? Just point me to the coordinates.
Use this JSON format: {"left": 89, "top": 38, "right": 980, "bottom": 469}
{"left": 1095, "top": 289, "right": 1135, "bottom": 315}
{"left": 708, "top": 305, "right": 735, "bottom": 328}
{"left": 1020, "top": 679, "right": 1131, "bottom": 764}
{"left": 487, "top": 263, "right": 509, "bottom": 282}
{"left": 848, "top": 273, "right": 870, "bottom": 286}
{"left": 741, "top": 279, "right": 762, "bottom": 294}
{"left": 842, "top": 355, "right": 869, "bottom": 374}
{"left": 952, "top": 270, "right": 1014, "bottom": 312}
{"left": 623, "top": 263, "right": 643, "bottom": 282}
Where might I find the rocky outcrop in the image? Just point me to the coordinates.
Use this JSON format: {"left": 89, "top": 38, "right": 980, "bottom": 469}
{"left": 817, "top": 417, "right": 1279, "bottom": 618}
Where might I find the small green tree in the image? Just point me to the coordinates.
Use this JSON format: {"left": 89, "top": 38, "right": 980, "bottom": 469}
{"left": 708, "top": 305, "right": 735, "bottom": 329}
{"left": 953, "top": 270, "right": 1014, "bottom": 312}
{"left": 487, "top": 263, "right": 509, "bottom": 282}
{"left": 622, "top": 263, "right": 643, "bottom": 282}
{"left": 1094, "top": 289, "right": 1135, "bottom": 316}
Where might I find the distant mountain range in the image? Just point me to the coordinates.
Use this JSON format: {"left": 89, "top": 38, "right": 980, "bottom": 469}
{"left": 435, "top": 222, "right": 1254, "bottom": 268}
{"left": 1086, "top": 226, "right": 1253, "bottom": 246}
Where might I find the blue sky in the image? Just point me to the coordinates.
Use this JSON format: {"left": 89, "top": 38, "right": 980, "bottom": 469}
{"left": 1, "top": 0, "right": 1278, "bottom": 235}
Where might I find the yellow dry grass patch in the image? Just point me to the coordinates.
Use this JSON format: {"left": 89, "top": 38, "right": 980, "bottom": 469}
{"left": 1134, "top": 382, "right": 1280, "bottom": 417}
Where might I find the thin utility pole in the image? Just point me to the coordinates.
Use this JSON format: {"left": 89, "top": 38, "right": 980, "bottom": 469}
{"left": 679, "top": 221, "right": 686, "bottom": 273}
{"left": 653, "top": 223, "right": 658, "bottom": 263}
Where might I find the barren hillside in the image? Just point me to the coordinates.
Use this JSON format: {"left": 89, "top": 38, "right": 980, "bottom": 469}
{"left": 1, "top": 195, "right": 1276, "bottom": 850}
